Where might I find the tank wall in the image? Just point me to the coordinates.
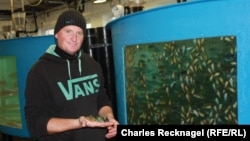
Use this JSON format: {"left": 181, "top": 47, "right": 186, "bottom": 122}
{"left": 107, "top": 0, "right": 250, "bottom": 124}
{"left": 0, "top": 36, "right": 55, "bottom": 137}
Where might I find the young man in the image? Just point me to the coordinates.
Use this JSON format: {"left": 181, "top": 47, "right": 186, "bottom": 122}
{"left": 24, "top": 9, "right": 118, "bottom": 141}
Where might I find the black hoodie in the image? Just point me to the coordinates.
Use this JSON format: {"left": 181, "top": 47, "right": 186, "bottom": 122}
{"left": 24, "top": 45, "right": 112, "bottom": 141}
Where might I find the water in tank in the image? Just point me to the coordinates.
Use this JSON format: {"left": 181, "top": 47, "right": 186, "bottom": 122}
{"left": 124, "top": 36, "right": 237, "bottom": 124}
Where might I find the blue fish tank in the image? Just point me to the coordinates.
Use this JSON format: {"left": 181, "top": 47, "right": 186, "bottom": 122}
{"left": 0, "top": 0, "right": 250, "bottom": 138}
{"left": 0, "top": 36, "right": 55, "bottom": 137}
{"left": 107, "top": 0, "right": 250, "bottom": 125}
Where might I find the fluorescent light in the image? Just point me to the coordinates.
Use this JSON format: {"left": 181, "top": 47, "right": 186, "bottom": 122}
{"left": 93, "top": 0, "right": 107, "bottom": 4}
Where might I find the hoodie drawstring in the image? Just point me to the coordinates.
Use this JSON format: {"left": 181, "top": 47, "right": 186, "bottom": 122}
{"left": 66, "top": 58, "right": 82, "bottom": 80}
{"left": 46, "top": 45, "right": 82, "bottom": 80}
{"left": 78, "top": 51, "right": 82, "bottom": 76}
{"left": 78, "top": 59, "right": 82, "bottom": 76}
{"left": 66, "top": 60, "right": 72, "bottom": 80}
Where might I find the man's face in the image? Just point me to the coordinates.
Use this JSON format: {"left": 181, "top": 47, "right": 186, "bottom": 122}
{"left": 55, "top": 25, "right": 84, "bottom": 55}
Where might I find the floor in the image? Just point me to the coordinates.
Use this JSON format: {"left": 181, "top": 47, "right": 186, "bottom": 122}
{"left": 0, "top": 133, "right": 117, "bottom": 141}
{"left": 0, "top": 133, "right": 36, "bottom": 141}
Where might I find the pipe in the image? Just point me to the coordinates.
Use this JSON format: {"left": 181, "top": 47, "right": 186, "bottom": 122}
{"left": 16, "top": 10, "right": 39, "bottom": 37}
{"left": 27, "top": 10, "right": 39, "bottom": 33}
{"left": 77, "top": 0, "right": 83, "bottom": 11}
{"left": 21, "top": 0, "right": 25, "bottom": 11}
{"left": 29, "top": 0, "right": 43, "bottom": 6}
{"left": 10, "top": 0, "right": 25, "bottom": 12}
{"left": 10, "top": 0, "right": 14, "bottom": 13}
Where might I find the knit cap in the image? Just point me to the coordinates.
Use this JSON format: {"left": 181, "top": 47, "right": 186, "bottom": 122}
{"left": 54, "top": 9, "right": 86, "bottom": 34}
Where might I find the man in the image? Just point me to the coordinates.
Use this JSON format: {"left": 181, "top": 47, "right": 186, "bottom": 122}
{"left": 24, "top": 9, "right": 118, "bottom": 141}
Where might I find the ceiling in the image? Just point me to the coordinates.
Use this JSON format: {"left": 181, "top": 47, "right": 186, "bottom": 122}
{"left": 0, "top": 0, "right": 92, "bottom": 20}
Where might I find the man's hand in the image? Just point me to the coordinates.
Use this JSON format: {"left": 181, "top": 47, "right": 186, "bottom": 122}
{"left": 105, "top": 117, "right": 119, "bottom": 139}
{"left": 79, "top": 116, "right": 113, "bottom": 128}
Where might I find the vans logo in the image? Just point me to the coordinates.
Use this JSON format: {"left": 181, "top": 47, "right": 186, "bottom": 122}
{"left": 57, "top": 74, "right": 100, "bottom": 100}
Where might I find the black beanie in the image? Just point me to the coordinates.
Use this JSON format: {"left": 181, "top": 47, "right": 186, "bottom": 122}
{"left": 54, "top": 9, "right": 86, "bottom": 34}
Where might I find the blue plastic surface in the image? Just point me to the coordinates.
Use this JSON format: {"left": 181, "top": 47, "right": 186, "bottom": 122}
{"left": 0, "top": 35, "right": 55, "bottom": 137}
{"left": 107, "top": 0, "right": 250, "bottom": 124}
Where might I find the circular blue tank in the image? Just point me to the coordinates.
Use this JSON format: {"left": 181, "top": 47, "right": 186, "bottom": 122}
{"left": 0, "top": 36, "right": 55, "bottom": 137}
{"left": 107, "top": 0, "right": 250, "bottom": 124}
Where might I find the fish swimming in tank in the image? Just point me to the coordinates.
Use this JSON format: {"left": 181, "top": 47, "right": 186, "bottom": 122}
{"left": 125, "top": 36, "right": 237, "bottom": 125}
